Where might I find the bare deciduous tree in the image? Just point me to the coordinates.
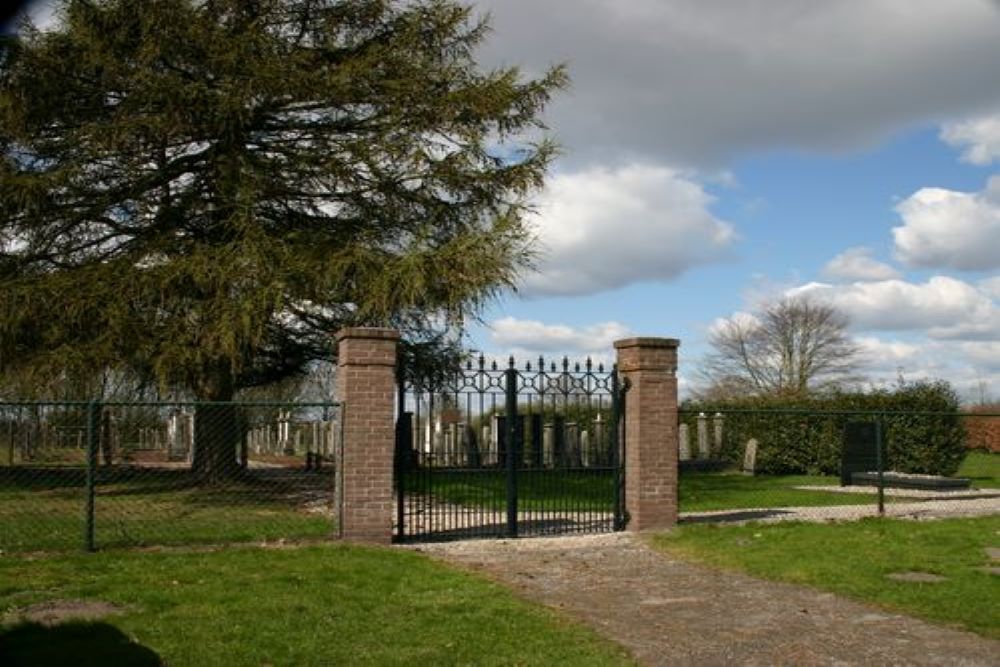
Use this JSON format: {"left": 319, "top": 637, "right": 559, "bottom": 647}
{"left": 697, "top": 297, "right": 862, "bottom": 398}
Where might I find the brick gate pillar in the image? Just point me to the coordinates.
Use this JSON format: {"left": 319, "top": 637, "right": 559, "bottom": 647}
{"left": 614, "top": 337, "right": 680, "bottom": 531}
{"left": 335, "top": 327, "right": 400, "bottom": 544}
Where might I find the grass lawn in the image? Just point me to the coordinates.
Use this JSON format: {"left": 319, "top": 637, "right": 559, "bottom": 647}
{"left": 0, "top": 545, "right": 631, "bottom": 666}
{"left": 406, "top": 468, "right": 617, "bottom": 512}
{"left": 679, "top": 471, "right": 880, "bottom": 512}
{"left": 958, "top": 450, "right": 999, "bottom": 488}
{"left": 408, "top": 468, "right": 881, "bottom": 515}
{"left": 0, "top": 467, "right": 334, "bottom": 554}
{"left": 651, "top": 516, "right": 1000, "bottom": 639}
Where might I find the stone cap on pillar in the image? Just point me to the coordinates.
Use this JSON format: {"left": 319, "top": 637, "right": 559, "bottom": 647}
{"left": 613, "top": 337, "right": 680, "bottom": 350}
{"left": 614, "top": 337, "right": 680, "bottom": 373}
{"left": 335, "top": 327, "right": 401, "bottom": 343}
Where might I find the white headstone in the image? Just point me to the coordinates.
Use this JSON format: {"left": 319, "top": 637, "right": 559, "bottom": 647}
{"left": 713, "top": 413, "right": 724, "bottom": 455}
{"left": 678, "top": 423, "right": 691, "bottom": 461}
{"left": 742, "top": 438, "right": 758, "bottom": 475}
{"left": 543, "top": 423, "right": 554, "bottom": 467}
{"left": 697, "top": 413, "right": 709, "bottom": 459}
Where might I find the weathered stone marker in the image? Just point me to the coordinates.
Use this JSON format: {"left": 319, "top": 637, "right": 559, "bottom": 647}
{"left": 742, "top": 438, "right": 758, "bottom": 475}
{"left": 697, "top": 412, "right": 709, "bottom": 459}
{"left": 713, "top": 412, "right": 724, "bottom": 455}
{"left": 678, "top": 423, "right": 691, "bottom": 461}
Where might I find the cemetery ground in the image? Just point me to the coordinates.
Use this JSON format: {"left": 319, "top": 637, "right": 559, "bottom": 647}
{"left": 3, "top": 451, "right": 996, "bottom": 554}
{"left": 0, "top": 466, "right": 335, "bottom": 553}
{"left": 1, "top": 454, "right": 995, "bottom": 665}
{"left": 405, "top": 450, "right": 1000, "bottom": 519}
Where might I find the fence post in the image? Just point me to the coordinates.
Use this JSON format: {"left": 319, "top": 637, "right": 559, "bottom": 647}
{"left": 84, "top": 400, "right": 100, "bottom": 552}
{"left": 611, "top": 369, "right": 625, "bottom": 530}
{"left": 876, "top": 417, "right": 885, "bottom": 516}
{"left": 613, "top": 337, "right": 680, "bottom": 531}
{"left": 505, "top": 364, "right": 519, "bottom": 538}
{"left": 335, "top": 327, "right": 400, "bottom": 544}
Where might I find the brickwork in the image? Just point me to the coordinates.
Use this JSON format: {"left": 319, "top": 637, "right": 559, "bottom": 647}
{"left": 335, "top": 327, "right": 400, "bottom": 544}
{"left": 614, "top": 337, "right": 680, "bottom": 531}
{"left": 964, "top": 406, "right": 1000, "bottom": 452}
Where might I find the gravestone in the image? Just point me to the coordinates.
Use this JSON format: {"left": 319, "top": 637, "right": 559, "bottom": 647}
{"left": 713, "top": 413, "right": 724, "bottom": 455}
{"left": 542, "top": 423, "right": 554, "bottom": 467}
{"left": 678, "top": 423, "right": 691, "bottom": 461}
{"left": 566, "top": 422, "right": 582, "bottom": 467}
{"left": 697, "top": 413, "right": 709, "bottom": 459}
{"left": 742, "top": 438, "right": 758, "bottom": 475}
{"left": 841, "top": 421, "right": 879, "bottom": 486}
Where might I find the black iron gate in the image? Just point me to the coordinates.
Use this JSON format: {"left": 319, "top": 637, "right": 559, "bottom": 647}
{"left": 394, "top": 355, "right": 626, "bottom": 542}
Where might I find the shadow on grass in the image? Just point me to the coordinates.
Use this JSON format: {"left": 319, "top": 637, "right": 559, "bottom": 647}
{"left": 0, "top": 467, "right": 86, "bottom": 491}
{"left": 1, "top": 466, "right": 333, "bottom": 509}
{"left": 0, "top": 621, "right": 161, "bottom": 666}
{"left": 680, "top": 509, "right": 796, "bottom": 524}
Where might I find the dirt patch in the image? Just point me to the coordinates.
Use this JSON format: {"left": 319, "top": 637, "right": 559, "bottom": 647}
{"left": 411, "top": 533, "right": 1000, "bottom": 666}
{"left": 4, "top": 599, "right": 128, "bottom": 627}
{"left": 885, "top": 572, "right": 948, "bottom": 583}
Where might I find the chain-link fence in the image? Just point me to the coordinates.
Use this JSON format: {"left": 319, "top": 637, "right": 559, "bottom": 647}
{"left": 0, "top": 401, "right": 340, "bottom": 554}
{"left": 677, "top": 409, "right": 1000, "bottom": 524}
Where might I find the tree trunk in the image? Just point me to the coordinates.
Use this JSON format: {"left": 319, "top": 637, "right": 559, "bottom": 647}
{"left": 191, "top": 369, "right": 243, "bottom": 482}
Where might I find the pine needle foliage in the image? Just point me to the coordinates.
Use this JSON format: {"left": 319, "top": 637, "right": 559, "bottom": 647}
{"left": 0, "top": 0, "right": 565, "bottom": 402}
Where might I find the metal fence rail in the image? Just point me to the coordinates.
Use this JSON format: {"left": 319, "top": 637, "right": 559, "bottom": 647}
{"left": 676, "top": 408, "right": 1000, "bottom": 524}
{"left": 0, "top": 401, "right": 341, "bottom": 553}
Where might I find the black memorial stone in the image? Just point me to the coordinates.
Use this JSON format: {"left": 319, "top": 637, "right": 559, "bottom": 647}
{"left": 841, "top": 421, "right": 879, "bottom": 486}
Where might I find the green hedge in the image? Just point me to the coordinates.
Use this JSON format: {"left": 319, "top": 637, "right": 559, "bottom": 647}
{"left": 682, "top": 381, "right": 966, "bottom": 476}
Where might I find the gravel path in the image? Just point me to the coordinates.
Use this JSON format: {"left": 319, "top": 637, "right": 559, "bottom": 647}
{"left": 412, "top": 533, "right": 1000, "bottom": 666}
{"left": 681, "top": 495, "right": 1000, "bottom": 525}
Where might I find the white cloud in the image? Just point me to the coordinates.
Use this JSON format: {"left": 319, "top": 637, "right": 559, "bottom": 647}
{"left": 822, "top": 247, "right": 900, "bottom": 281}
{"left": 858, "top": 337, "right": 1000, "bottom": 401}
{"left": 479, "top": 0, "right": 1000, "bottom": 166}
{"left": 706, "top": 311, "right": 759, "bottom": 338}
{"left": 940, "top": 112, "right": 1000, "bottom": 165}
{"left": 892, "top": 177, "right": 1000, "bottom": 271}
{"left": 521, "top": 164, "right": 736, "bottom": 296}
{"left": 959, "top": 341, "right": 1000, "bottom": 371}
{"left": 854, "top": 337, "right": 922, "bottom": 371}
{"left": 489, "top": 317, "right": 631, "bottom": 358}
{"left": 980, "top": 276, "right": 1000, "bottom": 300}
{"left": 790, "top": 276, "right": 1000, "bottom": 340}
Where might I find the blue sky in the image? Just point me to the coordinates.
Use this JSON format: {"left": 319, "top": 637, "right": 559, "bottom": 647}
{"left": 462, "top": 1, "right": 1000, "bottom": 401}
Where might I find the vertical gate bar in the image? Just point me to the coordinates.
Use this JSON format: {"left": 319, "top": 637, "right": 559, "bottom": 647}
{"left": 395, "top": 367, "right": 405, "bottom": 541}
{"left": 505, "top": 365, "right": 519, "bottom": 538}
{"left": 524, "top": 393, "right": 531, "bottom": 536}
{"left": 84, "top": 400, "right": 100, "bottom": 552}
{"left": 336, "top": 402, "right": 346, "bottom": 538}
{"left": 611, "top": 369, "right": 624, "bottom": 531}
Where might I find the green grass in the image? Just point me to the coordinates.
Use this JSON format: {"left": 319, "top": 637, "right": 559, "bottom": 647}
{"left": 679, "top": 471, "right": 880, "bottom": 512}
{"left": 408, "top": 469, "right": 616, "bottom": 512}
{"left": 958, "top": 450, "right": 1000, "bottom": 488}
{"left": 0, "top": 467, "right": 334, "bottom": 554}
{"left": 409, "top": 468, "right": 882, "bottom": 515}
{"left": 651, "top": 516, "right": 1000, "bottom": 639}
{"left": 0, "top": 545, "right": 632, "bottom": 666}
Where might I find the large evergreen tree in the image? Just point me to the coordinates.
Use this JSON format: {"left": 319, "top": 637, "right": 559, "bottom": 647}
{"left": 0, "top": 0, "right": 564, "bottom": 477}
